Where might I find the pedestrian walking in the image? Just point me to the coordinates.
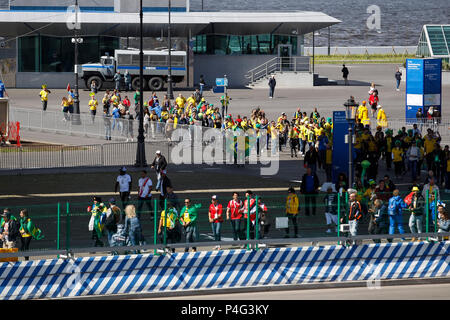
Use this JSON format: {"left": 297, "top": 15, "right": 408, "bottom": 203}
{"left": 341, "top": 64, "right": 349, "bottom": 86}
{"left": 342, "top": 192, "right": 363, "bottom": 244}
{"left": 103, "top": 110, "right": 112, "bottom": 140}
{"left": 220, "top": 93, "right": 231, "bottom": 118}
{"left": 226, "top": 192, "right": 244, "bottom": 241}
{"left": 407, "top": 186, "right": 425, "bottom": 241}
{"left": 137, "top": 170, "right": 153, "bottom": 220}
{"left": 323, "top": 187, "right": 338, "bottom": 233}
{"left": 395, "top": 67, "right": 402, "bottom": 91}
{"left": 61, "top": 97, "right": 70, "bottom": 121}
{"left": 88, "top": 196, "right": 107, "bottom": 247}
{"left": 0, "top": 208, "right": 20, "bottom": 249}
{"left": 209, "top": 195, "right": 223, "bottom": 250}
{"left": 105, "top": 198, "right": 121, "bottom": 247}
{"left": 18, "top": 209, "right": 43, "bottom": 260}
{"left": 115, "top": 167, "right": 132, "bottom": 210}
{"left": 124, "top": 205, "right": 144, "bottom": 252}
{"left": 199, "top": 74, "right": 206, "bottom": 95}
{"left": 285, "top": 187, "right": 299, "bottom": 238}
{"left": 114, "top": 71, "right": 122, "bottom": 91}
{"left": 158, "top": 203, "right": 179, "bottom": 253}
{"left": 151, "top": 150, "right": 168, "bottom": 191}
{"left": 158, "top": 170, "right": 172, "bottom": 210}
{"left": 88, "top": 93, "right": 98, "bottom": 123}
{"left": 124, "top": 71, "right": 132, "bottom": 92}
{"left": 301, "top": 167, "right": 320, "bottom": 216}
{"left": 39, "top": 85, "right": 50, "bottom": 111}
{"left": 90, "top": 80, "right": 98, "bottom": 94}
{"left": 388, "top": 189, "right": 407, "bottom": 236}
{"left": 268, "top": 75, "right": 276, "bottom": 98}
{"left": 368, "top": 199, "right": 390, "bottom": 243}
{"left": 180, "top": 198, "right": 201, "bottom": 252}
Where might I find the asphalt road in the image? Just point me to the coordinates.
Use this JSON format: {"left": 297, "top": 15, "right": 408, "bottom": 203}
{"left": 146, "top": 282, "right": 450, "bottom": 300}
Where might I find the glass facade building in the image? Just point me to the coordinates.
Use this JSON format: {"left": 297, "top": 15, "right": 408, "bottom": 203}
{"left": 17, "top": 35, "right": 119, "bottom": 72}
{"left": 416, "top": 25, "right": 450, "bottom": 62}
{"left": 193, "top": 34, "right": 298, "bottom": 55}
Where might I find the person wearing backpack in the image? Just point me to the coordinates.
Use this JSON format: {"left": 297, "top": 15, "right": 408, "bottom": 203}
{"left": 105, "top": 198, "right": 121, "bottom": 246}
{"left": 388, "top": 189, "right": 407, "bottom": 236}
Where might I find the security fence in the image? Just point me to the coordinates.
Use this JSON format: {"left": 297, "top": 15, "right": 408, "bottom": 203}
{"left": 0, "top": 141, "right": 170, "bottom": 169}
{"left": 2, "top": 189, "right": 448, "bottom": 258}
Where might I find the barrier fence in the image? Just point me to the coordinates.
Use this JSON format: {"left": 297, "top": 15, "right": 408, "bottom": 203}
{"left": 2, "top": 190, "right": 448, "bottom": 257}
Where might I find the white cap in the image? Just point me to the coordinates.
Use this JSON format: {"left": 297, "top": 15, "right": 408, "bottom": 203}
{"left": 212, "top": 195, "right": 217, "bottom": 200}
{"left": 156, "top": 150, "right": 161, "bottom": 154}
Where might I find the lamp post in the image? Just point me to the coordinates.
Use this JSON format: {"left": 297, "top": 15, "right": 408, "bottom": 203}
{"left": 167, "top": 0, "right": 174, "bottom": 99}
{"left": 135, "top": 0, "right": 147, "bottom": 167}
{"left": 71, "top": 0, "right": 82, "bottom": 125}
{"left": 344, "top": 96, "right": 358, "bottom": 188}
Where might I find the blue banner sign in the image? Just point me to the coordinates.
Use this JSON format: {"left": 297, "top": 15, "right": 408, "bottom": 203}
{"left": 406, "top": 58, "right": 442, "bottom": 121}
{"left": 332, "top": 111, "right": 352, "bottom": 184}
{"left": 215, "top": 78, "right": 228, "bottom": 87}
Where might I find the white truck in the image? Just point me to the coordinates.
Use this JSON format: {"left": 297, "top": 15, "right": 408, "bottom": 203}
{"left": 80, "top": 49, "right": 187, "bottom": 91}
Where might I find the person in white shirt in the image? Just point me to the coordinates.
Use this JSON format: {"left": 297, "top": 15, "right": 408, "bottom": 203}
{"left": 137, "top": 170, "right": 153, "bottom": 220}
{"left": 115, "top": 166, "right": 132, "bottom": 209}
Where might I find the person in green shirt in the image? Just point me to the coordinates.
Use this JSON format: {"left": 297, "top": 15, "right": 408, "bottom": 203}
{"left": 180, "top": 198, "right": 201, "bottom": 252}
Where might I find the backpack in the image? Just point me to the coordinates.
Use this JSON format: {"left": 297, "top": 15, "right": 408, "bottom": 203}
{"left": 388, "top": 197, "right": 402, "bottom": 216}
{"left": 105, "top": 208, "right": 119, "bottom": 232}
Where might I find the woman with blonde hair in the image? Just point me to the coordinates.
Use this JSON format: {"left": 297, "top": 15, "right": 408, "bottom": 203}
{"left": 124, "top": 205, "right": 144, "bottom": 251}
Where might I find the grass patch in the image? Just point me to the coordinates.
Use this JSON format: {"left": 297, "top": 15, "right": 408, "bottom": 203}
{"left": 311, "top": 54, "right": 416, "bottom": 64}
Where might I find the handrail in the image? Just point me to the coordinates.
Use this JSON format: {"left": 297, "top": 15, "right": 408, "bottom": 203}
{"left": 1, "top": 232, "right": 449, "bottom": 259}
{"left": 245, "top": 57, "right": 311, "bottom": 84}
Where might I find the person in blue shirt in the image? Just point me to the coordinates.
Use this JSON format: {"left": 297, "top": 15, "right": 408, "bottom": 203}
{"left": 317, "top": 131, "right": 329, "bottom": 170}
{"left": 0, "top": 80, "right": 7, "bottom": 98}
{"left": 388, "top": 189, "right": 407, "bottom": 235}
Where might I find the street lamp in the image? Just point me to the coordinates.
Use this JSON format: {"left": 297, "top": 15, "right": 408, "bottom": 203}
{"left": 166, "top": 0, "right": 174, "bottom": 99}
{"left": 344, "top": 96, "right": 358, "bottom": 188}
{"left": 135, "top": 0, "right": 147, "bottom": 167}
{"left": 71, "top": 0, "right": 82, "bottom": 125}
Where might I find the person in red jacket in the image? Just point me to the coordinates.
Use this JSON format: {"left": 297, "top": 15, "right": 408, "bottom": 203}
{"left": 369, "top": 90, "right": 379, "bottom": 117}
{"left": 209, "top": 195, "right": 223, "bottom": 250}
{"left": 226, "top": 192, "right": 243, "bottom": 241}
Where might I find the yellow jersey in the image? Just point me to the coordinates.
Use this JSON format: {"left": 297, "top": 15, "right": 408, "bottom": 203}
{"left": 89, "top": 99, "right": 98, "bottom": 111}
{"left": 392, "top": 148, "right": 403, "bottom": 162}
{"left": 40, "top": 90, "right": 49, "bottom": 101}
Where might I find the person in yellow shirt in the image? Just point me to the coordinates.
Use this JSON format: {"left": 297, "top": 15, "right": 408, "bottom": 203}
{"left": 186, "top": 94, "right": 196, "bottom": 107}
{"left": 39, "top": 85, "right": 50, "bottom": 111}
{"left": 376, "top": 105, "right": 388, "bottom": 128}
{"left": 358, "top": 101, "right": 370, "bottom": 126}
{"left": 423, "top": 129, "right": 439, "bottom": 171}
{"left": 175, "top": 94, "right": 186, "bottom": 109}
{"left": 392, "top": 140, "right": 404, "bottom": 178}
{"left": 88, "top": 93, "right": 98, "bottom": 123}
{"left": 61, "top": 97, "right": 70, "bottom": 121}
{"left": 285, "top": 187, "right": 299, "bottom": 238}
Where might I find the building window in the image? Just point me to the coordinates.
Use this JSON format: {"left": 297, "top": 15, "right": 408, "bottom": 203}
{"left": 192, "top": 34, "right": 298, "bottom": 55}
{"left": 18, "top": 35, "right": 119, "bottom": 72}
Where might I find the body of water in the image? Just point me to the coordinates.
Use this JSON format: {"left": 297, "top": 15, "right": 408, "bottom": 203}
{"left": 190, "top": 0, "right": 450, "bottom": 46}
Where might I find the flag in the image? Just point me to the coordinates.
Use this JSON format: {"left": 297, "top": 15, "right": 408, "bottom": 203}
{"left": 66, "top": 83, "right": 71, "bottom": 91}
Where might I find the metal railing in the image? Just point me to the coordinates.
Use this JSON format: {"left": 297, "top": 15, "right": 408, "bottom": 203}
{"left": 245, "top": 57, "right": 311, "bottom": 84}
{"left": 9, "top": 107, "right": 171, "bottom": 142}
{"left": 0, "top": 141, "right": 170, "bottom": 170}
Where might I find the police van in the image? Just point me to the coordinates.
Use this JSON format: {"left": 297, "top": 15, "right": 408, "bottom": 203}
{"left": 80, "top": 49, "right": 187, "bottom": 91}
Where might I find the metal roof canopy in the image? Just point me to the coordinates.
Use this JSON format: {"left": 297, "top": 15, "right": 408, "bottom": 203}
{"left": 0, "top": 10, "right": 341, "bottom": 38}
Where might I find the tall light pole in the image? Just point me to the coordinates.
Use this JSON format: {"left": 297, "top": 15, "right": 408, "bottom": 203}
{"left": 135, "top": 0, "right": 147, "bottom": 167}
{"left": 72, "top": 0, "right": 82, "bottom": 125}
{"left": 344, "top": 97, "right": 358, "bottom": 188}
{"left": 167, "top": 0, "right": 174, "bottom": 99}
